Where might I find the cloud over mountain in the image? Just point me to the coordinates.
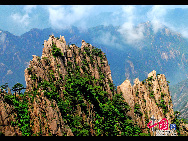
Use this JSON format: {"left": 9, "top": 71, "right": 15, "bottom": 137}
{"left": 10, "top": 5, "right": 37, "bottom": 27}
{"left": 1, "top": 5, "right": 188, "bottom": 39}
{"left": 147, "top": 5, "right": 167, "bottom": 33}
{"left": 117, "top": 5, "right": 145, "bottom": 45}
{"left": 46, "top": 5, "right": 95, "bottom": 31}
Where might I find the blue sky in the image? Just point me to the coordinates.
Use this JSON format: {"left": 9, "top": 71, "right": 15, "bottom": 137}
{"left": 1, "top": 5, "right": 188, "bottom": 38}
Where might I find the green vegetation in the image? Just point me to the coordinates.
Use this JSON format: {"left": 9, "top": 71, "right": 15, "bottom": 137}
{"left": 1, "top": 37, "right": 188, "bottom": 136}
{"left": 12, "top": 83, "right": 24, "bottom": 95}
{"left": 4, "top": 91, "right": 31, "bottom": 136}
{"left": 0, "top": 42, "right": 143, "bottom": 136}
{"left": 0, "top": 83, "right": 8, "bottom": 93}
{"left": 37, "top": 44, "right": 142, "bottom": 136}
{"left": 39, "top": 61, "right": 142, "bottom": 136}
{"left": 52, "top": 42, "right": 63, "bottom": 58}
{"left": 149, "top": 91, "right": 155, "bottom": 99}
{"left": 147, "top": 76, "right": 153, "bottom": 82}
{"left": 171, "top": 111, "right": 188, "bottom": 136}
{"left": 136, "top": 91, "right": 139, "bottom": 96}
{"left": 158, "top": 92, "right": 168, "bottom": 115}
{"left": 0, "top": 132, "right": 5, "bottom": 136}
{"left": 84, "top": 46, "right": 91, "bottom": 56}
{"left": 92, "top": 47, "right": 102, "bottom": 57}
{"left": 141, "top": 79, "right": 146, "bottom": 84}
{"left": 144, "top": 111, "right": 151, "bottom": 136}
{"left": 27, "top": 68, "right": 32, "bottom": 75}
{"left": 134, "top": 103, "right": 143, "bottom": 117}
{"left": 92, "top": 46, "right": 104, "bottom": 61}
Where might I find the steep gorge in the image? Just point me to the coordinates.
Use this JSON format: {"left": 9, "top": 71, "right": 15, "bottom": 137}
{"left": 0, "top": 35, "right": 188, "bottom": 136}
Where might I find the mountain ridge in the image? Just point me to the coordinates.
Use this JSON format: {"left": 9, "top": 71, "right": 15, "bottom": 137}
{"left": 1, "top": 23, "right": 188, "bottom": 124}
{"left": 0, "top": 35, "right": 188, "bottom": 136}
{"left": 170, "top": 78, "right": 188, "bottom": 120}
{"left": 1, "top": 22, "right": 188, "bottom": 88}
{"left": 0, "top": 35, "right": 138, "bottom": 136}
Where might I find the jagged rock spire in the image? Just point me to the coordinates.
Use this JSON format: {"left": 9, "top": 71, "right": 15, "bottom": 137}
{"left": 117, "top": 70, "right": 176, "bottom": 135}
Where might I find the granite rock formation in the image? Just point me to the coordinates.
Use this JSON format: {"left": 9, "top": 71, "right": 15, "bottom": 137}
{"left": 0, "top": 35, "right": 115, "bottom": 136}
{"left": 0, "top": 35, "right": 188, "bottom": 136}
{"left": 24, "top": 35, "right": 114, "bottom": 98}
{"left": 117, "top": 70, "right": 188, "bottom": 136}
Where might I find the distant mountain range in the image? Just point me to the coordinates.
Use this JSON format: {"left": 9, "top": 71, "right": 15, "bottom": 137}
{"left": 170, "top": 79, "right": 188, "bottom": 119}
{"left": 2, "top": 34, "right": 188, "bottom": 136}
{"left": 0, "top": 22, "right": 188, "bottom": 116}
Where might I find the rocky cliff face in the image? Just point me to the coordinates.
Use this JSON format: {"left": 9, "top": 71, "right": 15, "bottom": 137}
{"left": 0, "top": 35, "right": 118, "bottom": 136}
{"left": 170, "top": 78, "right": 188, "bottom": 120}
{"left": 0, "top": 91, "right": 22, "bottom": 136}
{"left": 117, "top": 70, "right": 188, "bottom": 136}
{"left": 24, "top": 35, "right": 114, "bottom": 97}
{"left": 0, "top": 35, "right": 188, "bottom": 136}
{"left": 0, "top": 90, "right": 73, "bottom": 136}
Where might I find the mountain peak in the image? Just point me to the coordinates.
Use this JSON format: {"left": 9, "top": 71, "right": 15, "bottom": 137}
{"left": 117, "top": 70, "right": 188, "bottom": 135}
{"left": 1, "top": 30, "right": 188, "bottom": 136}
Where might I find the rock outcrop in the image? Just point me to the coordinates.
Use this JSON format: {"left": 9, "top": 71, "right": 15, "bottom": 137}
{"left": 117, "top": 70, "right": 188, "bottom": 136}
{"left": 0, "top": 35, "right": 115, "bottom": 136}
{"left": 24, "top": 35, "right": 114, "bottom": 98}
{"left": 0, "top": 92, "right": 22, "bottom": 136}
{"left": 1, "top": 35, "right": 188, "bottom": 136}
{"left": 0, "top": 90, "right": 73, "bottom": 136}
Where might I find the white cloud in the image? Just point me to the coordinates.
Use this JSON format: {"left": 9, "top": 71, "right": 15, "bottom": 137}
{"left": 117, "top": 5, "right": 188, "bottom": 44}
{"left": 24, "top": 61, "right": 30, "bottom": 68}
{"left": 93, "top": 31, "right": 124, "bottom": 50}
{"left": 23, "top": 5, "right": 37, "bottom": 13}
{"left": 147, "top": 5, "right": 167, "bottom": 33}
{"left": 179, "top": 30, "right": 188, "bottom": 38}
{"left": 119, "top": 23, "right": 145, "bottom": 44}
{"left": 102, "top": 32, "right": 117, "bottom": 45}
{"left": 122, "top": 5, "right": 135, "bottom": 21}
{"left": 162, "top": 5, "right": 188, "bottom": 9}
{"left": 146, "top": 5, "right": 188, "bottom": 39}
{"left": 11, "top": 13, "right": 30, "bottom": 27}
{"left": 47, "top": 5, "right": 95, "bottom": 30}
{"left": 6, "top": 70, "right": 13, "bottom": 75}
{"left": 10, "top": 5, "right": 37, "bottom": 27}
{"left": 117, "top": 5, "right": 145, "bottom": 45}
{"left": 4, "top": 5, "right": 188, "bottom": 39}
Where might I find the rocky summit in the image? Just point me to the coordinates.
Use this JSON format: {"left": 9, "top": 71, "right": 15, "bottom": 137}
{"left": 0, "top": 35, "right": 188, "bottom": 136}
{"left": 117, "top": 70, "right": 188, "bottom": 135}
